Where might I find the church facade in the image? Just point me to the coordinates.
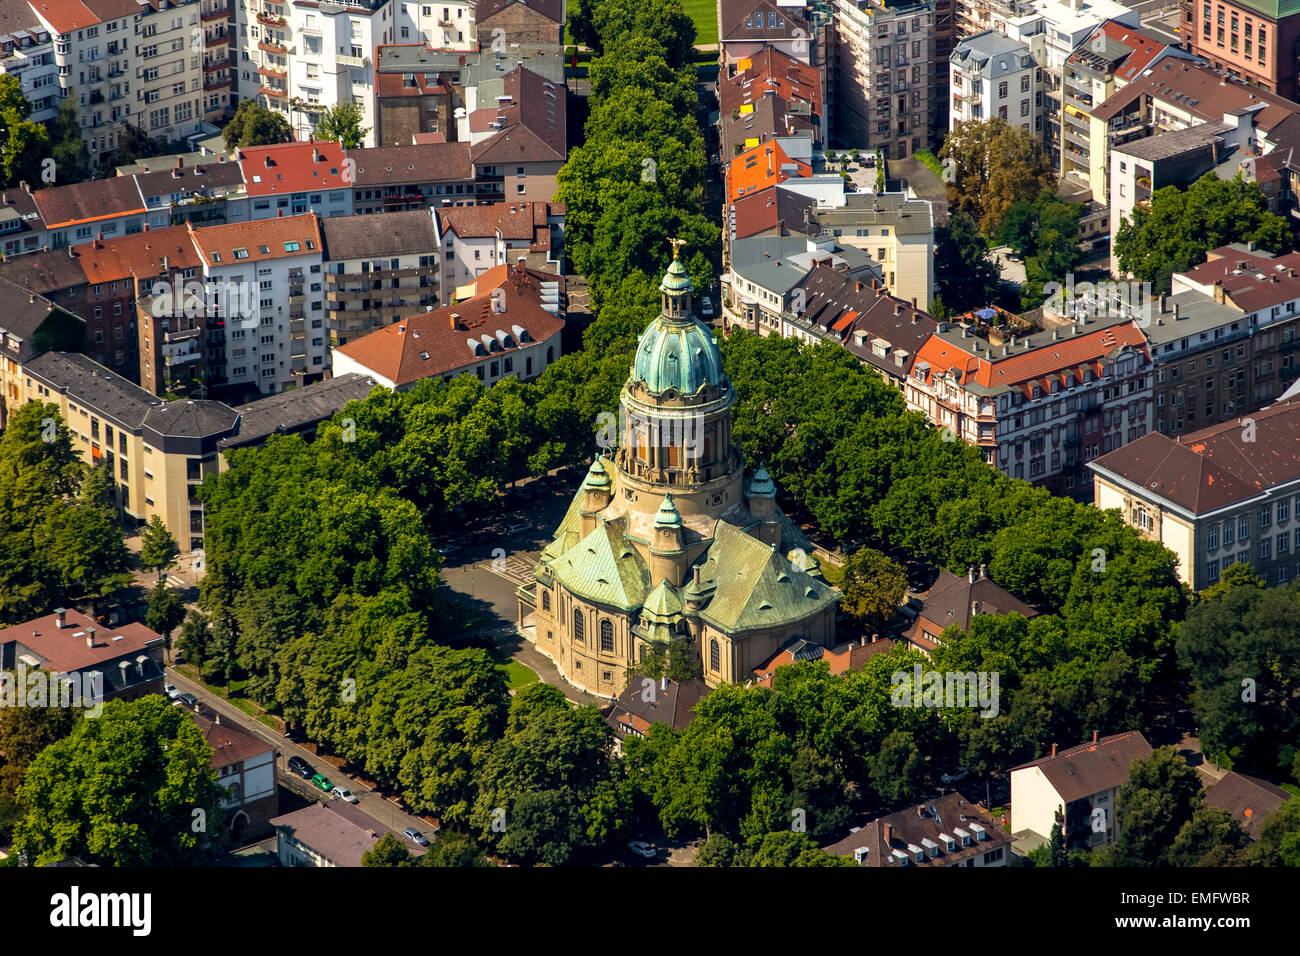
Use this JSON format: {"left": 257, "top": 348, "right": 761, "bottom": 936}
{"left": 515, "top": 250, "right": 840, "bottom": 699}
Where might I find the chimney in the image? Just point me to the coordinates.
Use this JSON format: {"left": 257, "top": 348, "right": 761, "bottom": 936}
{"left": 855, "top": 281, "right": 863, "bottom": 292}
{"left": 142, "top": 223, "right": 150, "bottom": 232}
{"left": 277, "top": 208, "right": 283, "bottom": 218}
{"left": 968, "top": 566, "right": 976, "bottom": 583}
{"left": 1052, "top": 327, "right": 1059, "bottom": 340}
{"left": 978, "top": 563, "right": 987, "bottom": 579}
{"left": 871, "top": 279, "right": 879, "bottom": 291}
{"left": 86, "top": 626, "right": 96, "bottom": 648}
{"left": 911, "top": 313, "right": 918, "bottom": 325}
{"left": 214, "top": 713, "right": 221, "bottom": 725}
{"left": 660, "top": 675, "right": 668, "bottom": 691}
{"left": 884, "top": 822, "right": 895, "bottom": 846}
{"left": 1174, "top": 302, "right": 1182, "bottom": 319}
{"left": 894, "top": 303, "right": 903, "bottom": 316}
{"left": 1092, "top": 729, "right": 1098, "bottom": 743}
{"left": 313, "top": 148, "right": 321, "bottom": 163}
{"left": 1051, "top": 743, "right": 1058, "bottom": 757}
{"left": 54, "top": 607, "right": 68, "bottom": 629}
{"left": 971, "top": 600, "right": 981, "bottom": 616}
{"left": 264, "top": 155, "right": 273, "bottom": 168}
{"left": 911, "top": 297, "right": 918, "bottom": 309}
{"left": 162, "top": 255, "right": 169, "bottom": 272}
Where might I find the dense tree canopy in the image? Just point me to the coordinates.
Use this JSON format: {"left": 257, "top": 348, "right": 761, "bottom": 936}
{"left": 938, "top": 118, "right": 1056, "bottom": 234}
{"left": 222, "top": 99, "right": 294, "bottom": 150}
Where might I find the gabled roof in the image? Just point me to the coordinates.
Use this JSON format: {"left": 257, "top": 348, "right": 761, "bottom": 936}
{"left": 321, "top": 209, "right": 439, "bottom": 260}
{"left": 71, "top": 224, "right": 200, "bottom": 283}
{"left": 470, "top": 67, "right": 565, "bottom": 165}
{"left": 695, "top": 521, "right": 839, "bottom": 633}
{"left": 28, "top": 0, "right": 98, "bottom": 34}
{"left": 133, "top": 159, "right": 244, "bottom": 200}
{"left": 32, "top": 176, "right": 144, "bottom": 229}
{"left": 1066, "top": 20, "right": 1170, "bottom": 80}
{"left": 904, "top": 568, "right": 1038, "bottom": 651}
{"left": 548, "top": 515, "right": 649, "bottom": 610}
{"left": 726, "top": 139, "right": 811, "bottom": 205}
{"left": 1204, "top": 771, "right": 1292, "bottom": 841}
{"left": 475, "top": 0, "right": 563, "bottom": 24}
{"left": 332, "top": 265, "right": 563, "bottom": 387}
{"left": 730, "top": 183, "right": 815, "bottom": 239}
{"left": 0, "top": 607, "right": 162, "bottom": 675}
{"left": 191, "top": 710, "right": 274, "bottom": 767}
{"left": 720, "top": 90, "right": 815, "bottom": 160}
{"left": 1179, "top": 245, "right": 1300, "bottom": 312}
{"left": 347, "top": 142, "right": 474, "bottom": 185}
{"left": 720, "top": 0, "right": 807, "bottom": 44}
{"left": 237, "top": 140, "right": 349, "bottom": 196}
{"left": 606, "top": 676, "right": 710, "bottom": 736}
{"left": 187, "top": 214, "right": 322, "bottom": 267}
{"left": 721, "top": 46, "right": 823, "bottom": 116}
{"left": 439, "top": 200, "right": 562, "bottom": 252}
{"left": 269, "top": 801, "right": 425, "bottom": 867}
{"left": 752, "top": 635, "right": 896, "bottom": 687}
{"left": 1092, "top": 60, "right": 1300, "bottom": 131}
{"left": 822, "top": 792, "right": 1013, "bottom": 866}
{"left": 1011, "top": 732, "right": 1153, "bottom": 803}
{"left": 1089, "top": 399, "right": 1300, "bottom": 514}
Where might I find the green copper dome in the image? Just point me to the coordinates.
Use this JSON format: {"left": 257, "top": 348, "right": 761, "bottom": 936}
{"left": 654, "top": 494, "right": 682, "bottom": 528}
{"left": 659, "top": 257, "right": 693, "bottom": 293}
{"left": 633, "top": 262, "right": 726, "bottom": 396}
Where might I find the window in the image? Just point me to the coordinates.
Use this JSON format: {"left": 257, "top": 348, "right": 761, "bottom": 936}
{"left": 710, "top": 639, "right": 720, "bottom": 671}
{"left": 1208, "top": 526, "right": 1219, "bottom": 550}
{"left": 572, "top": 608, "right": 584, "bottom": 643}
{"left": 541, "top": 591, "right": 550, "bottom": 611}
{"left": 600, "top": 620, "right": 613, "bottom": 652}
{"left": 1278, "top": 532, "right": 1290, "bottom": 556}
{"left": 1261, "top": 538, "right": 1272, "bottom": 560}
{"left": 1207, "top": 558, "right": 1220, "bottom": 582}
{"left": 1261, "top": 504, "right": 1272, "bottom": 528}
{"left": 1240, "top": 517, "right": 1250, "bottom": 540}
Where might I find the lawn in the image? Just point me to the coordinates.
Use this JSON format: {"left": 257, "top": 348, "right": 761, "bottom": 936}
{"left": 565, "top": 2, "right": 718, "bottom": 47}
{"left": 487, "top": 648, "right": 539, "bottom": 690}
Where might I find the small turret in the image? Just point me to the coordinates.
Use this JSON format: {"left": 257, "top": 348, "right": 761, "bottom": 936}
{"left": 649, "top": 493, "right": 686, "bottom": 584}
{"left": 579, "top": 457, "right": 612, "bottom": 535}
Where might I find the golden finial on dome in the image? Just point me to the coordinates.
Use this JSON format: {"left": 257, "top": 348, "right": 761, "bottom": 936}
{"left": 669, "top": 238, "right": 686, "bottom": 261}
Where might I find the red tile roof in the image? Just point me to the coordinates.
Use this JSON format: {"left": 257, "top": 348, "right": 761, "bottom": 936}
{"left": 71, "top": 224, "right": 201, "bottom": 284}
{"left": 469, "top": 67, "right": 565, "bottom": 165}
{"left": 237, "top": 140, "right": 349, "bottom": 196}
{"left": 438, "top": 200, "right": 562, "bottom": 251}
{"left": 1092, "top": 60, "right": 1300, "bottom": 131}
{"left": 726, "top": 140, "right": 810, "bottom": 205}
{"left": 1068, "top": 20, "right": 1170, "bottom": 80}
{"left": 191, "top": 710, "right": 274, "bottom": 766}
{"left": 32, "top": 176, "right": 145, "bottom": 229}
{"left": 721, "top": 46, "right": 822, "bottom": 116}
{"left": 187, "top": 214, "right": 322, "bottom": 266}
{"left": 752, "top": 636, "right": 896, "bottom": 687}
{"left": 912, "top": 322, "right": 1150, "bottom": 399}
{"left": 29, "top": 0, "right": 98, "bottom": 33}
{"left": 334, "top": 264, "right": 563, "bottom": 386}
{"left": 0, "top": 608, "right": 162, "bottom": 674}
{"left": 1012, "top": 732, "right": 1153, "bottom": 803}
{"left": 1180, "top": 244, "right": 1300, "bottom": 312}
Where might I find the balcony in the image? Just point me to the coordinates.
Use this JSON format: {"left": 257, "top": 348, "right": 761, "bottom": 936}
{"left": 258, "top": 41, "right": 287, "bottom": 54}
{"left": 255, "top": 12, "right": 286, "bottom": 27}
{"left": 204, "top": 58, "right": 231, "bottom": 72}
{"left": 205, "top": 33, "right": 230, "bottom": 47}
{"left": 336, "top": 53, "right": 367, "bottom": 68}
{"left": 257, "top": 65, "right": 286, "bottom": 79}
{"left": 259, "top": 85, "right": 287, "bottom": 98}
{"left": 201, "top": 6, "right": 229, "bottom": 22}
{"left": 204, "top": 77, "right": 233, "bottom": 92}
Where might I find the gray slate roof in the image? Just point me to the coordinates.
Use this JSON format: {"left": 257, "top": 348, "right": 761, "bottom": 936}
{"left": 220, "top": 373, "right": 377, "bottom": 450}
{"left": 951, "top": 30, "right": 1035, "bottom": 79}
{"left": 321, "top": 210, "right": 439, "bottom": 260}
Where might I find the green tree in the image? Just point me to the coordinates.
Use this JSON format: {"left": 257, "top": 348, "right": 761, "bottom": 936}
{"left": 97, "top": 123, "right": 162, "bottom": 177}
{"left": 1110, "top": 747, "right": 1203, "bottom": 866}
{"left": 313, "top": 101, "right": 370, "bottom": 149}
{"left": 222, "top": 99, "right": 293, "bottom": 150}
{"left": 839, "top": 547, "right": 907, "bottom": 636}
{"left": 0, "top": 682, "right": 78, "bottom": 796}
{"left": 694, "top": 833, "right": 741, "bottom": 866}
{"left": 938, "top": 117, "right": 1055, "bottom": 234}
{"left": 0, "top": 76, "right": 50, "bottom": 189}
{"left": 361, "top": 832, "right": 412, "bottom": 867}
{"left": 935, "top": 211, "right": 1002, "bottom": 313}
{"left": 416, "top": 830, "right": 493, "bottom": 867}
{"left": 48, "top": 94, "right": 91, "bottom": 184}
{"left": 13, "top": 697, "right": 227, "bottom": 865}
{"left": 869, "top": 729, "right": 926, "bottom": 805}
{"left": 747, "top": 830, "right": 852, "bottom": 866}
{"left": 145, "top": 581, "right": 186, "bottom": 658}
{"left": 140, "top": 514, "right": 179, "bottom": 580}
{"left": 1170, "top": 806, "right": 1249, "bottom": 866}
{"left": 1115, "top": 173, "right": 1291, "bottom": 293}
{"left": 1248, "top": 798, "right": 1300, "bottom": 866}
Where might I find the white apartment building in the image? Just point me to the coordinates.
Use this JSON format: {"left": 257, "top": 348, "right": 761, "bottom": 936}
{"left": 0, "top": 9, "right": 58, "bottom": 123}
{"left": 395, "top": 0, "right": 472, "bottom": 49}
{"left": 188, "top": 213, "right": 328, "bottom": 393}
{"left": 31, "top": 0, "right": 206, "bottom": 168}
{"left": 950, "top": 29, "right": 1038, "bottom": 134}
{"left": 236, "top": 0, "right": 395, "bottom": 145}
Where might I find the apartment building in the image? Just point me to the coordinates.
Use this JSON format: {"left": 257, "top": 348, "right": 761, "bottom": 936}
{"left": 996, "top": 0, "right": 1140, "bottom": 168}
{"left": 199, "top": 0, "right": 232, "bottom": 122}
{"left": 470, "top": 0, "right": 562, "bottom": 48}
{"left": 1060, "top": 21, "right": 1188, "bottom": 196}
{"left": 831, "top": 0, "right": 935, "bottom": 158}
{"left": 824, "top": 792, "right": 1013, "bottom": 866}
{"left": 1090, "top": 397, "right": 1300, "bottom": 589}
{"left": 905, "top": 314, "right": 1153, "bottom": 498}
{"left": 330, "top": 259, "right": 564, "bottom": 389}
{"left": 723, "top": 232, "right": 877, "bottom": 336}
{"left": 373, "top": 43, "right": 463, "bottom": 146}
{"left": 0, "top": 184, "right": 48, "bottom": 256}
{"left": 730, "top": 180, "right": 935, "bottom": 306}
{"left": 17, "top": 349, "right": 238, "bottom": 547}
{"left": 190, "top": 708, "right": 279, "bottom": 841}
{"left": 720, "top": 0, "right": 835, "bottom": 134}
{"left": 186, "top": 213, "right": 327, "bottom": 395}
{"left": 461, "top": 65, "right": 565, "bottom": 203}
{"left": 348, "top": 141, "right": 476, "bottom": 213}
{"left": 30, "top": 0, "right": 207, "bottom": 169}
{"left": 720, "top": 45, "right": 824, "bottom": 158}
{"left": 438, "top": 200, "right": 562, "bottom": 298}
{"left": 396, "top": 0, "right": 473, "bottom": 49}
{"left": 134, "top": 153, "right": 247, "bottom": 226}
{"left": 320, "top": 209, "right": 439, "bottom": 346}
{"left": 1011, "top": 731, "right": 1153, "bottom": 851}
{"left": 1180, "top": 0, "right": 1300, "bottom": 101}
{"left": 0, "top": 280, "right": 85, "bottom": 425}
{"left": 236, "top": 139, "right": 354, "bottom": 219}
{"left": 950, "top": 29, "right": 1039, "bottom": 133}
{"left": 1, "top": 1, "right": 57, "bottom": 123}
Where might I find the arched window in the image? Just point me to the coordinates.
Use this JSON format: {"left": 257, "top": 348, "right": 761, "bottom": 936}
{"left": 710, "top": 639, "right": 720, "bottom": 671}
{"left": 573, "top": 608, "right": 584, "bottom": 643}
{"left": 600, "top": 619, "right": 614, "bottom": 652}
{"left": 541, "top": 591, "right": 550, "bottom": 612}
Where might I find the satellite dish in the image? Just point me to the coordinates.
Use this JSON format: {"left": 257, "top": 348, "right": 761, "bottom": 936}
{"left": 453, "top": 107, "right": 467, "bottom": 118}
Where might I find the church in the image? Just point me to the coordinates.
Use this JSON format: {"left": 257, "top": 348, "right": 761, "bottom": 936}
{"left": 515, "top": 245, "right": 841, "bottom": 699}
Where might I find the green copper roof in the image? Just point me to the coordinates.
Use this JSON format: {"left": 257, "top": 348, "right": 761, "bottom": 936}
{"left": 583, "top": 457, "right": 611, "bottom": 489}
{"left": 694, "top": 522, "right": 840, "bottom": 633}
{"left": 747, "top": 464, "right": 776, "bottom": 499}
{"left": 632, "top": 314, "right": 727, "bottom": 396}
{"left": 643, "top": 579, "right": 684, "bottom": 620}
{"left": 549, "top": 516, "right": 649, "bottom": 610}
{"left": 659, "top": 257, "right": 693, "bottom": 293}
{"left": 1234, "top": 0, "right": 1300, "bottom": 18}
{"left": 654, "top": 494, "right": 682, "bottom": 528}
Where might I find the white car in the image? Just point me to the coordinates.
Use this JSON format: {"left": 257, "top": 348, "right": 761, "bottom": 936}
{"left": 504, "top": 522, "right": 532, "bottom": 535}
{"left": 332, "top": 786, "right": 359, "bottom": 804}
{"left": 627, "top": 841, "right": 657, "bottom": 859}
{"left": 700, "top": 296, "right": 714, "bottom": 318}
{"left": 940, "top": 767, "right": 970, "bottom": 785}
{"left": 164, "top": 683, "right": 179, "bottom": 700}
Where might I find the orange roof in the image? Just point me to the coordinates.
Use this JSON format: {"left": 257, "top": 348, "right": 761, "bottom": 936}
{"left": 726, "top": 140, "right": 810, "bottom": 205}
{"left": 72, "top": 225, "right": 201, "bottom": 283}
{"left": 238, "top": 140, "right": 350, "bottom": 196}
{"left": 721, "top": 46, "right": 823, "bottom": 116}
{"left": 30, "top": 0, "right": 98, "bottom": 33}
{"left": 187, "top": 214, "right": 323, "bottom": 266}
{"left": 912, "top": 322, "right": 1150, "bottom": 398}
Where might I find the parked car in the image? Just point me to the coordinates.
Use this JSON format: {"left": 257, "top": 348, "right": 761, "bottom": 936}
{"left": 403, "top": 827, "right": 430, "bottom": 847}
{"left": 287, "top": 756, "right": 314, "bottom": 779}
{"left": 437, "top": 544, "right": 462, "bottom": 556}
{"left": 163, "top": 683, "right": 179, "bottom": 700}
{"left": 176, "top": 693, "right": 198, "bottom": 707}
{"left": 627, "top": 841, "right": 657, "bottom": 859}
{"left": 505, "top": 521, "right": 532, "bottom": 535}
{"left": 332, "top": 785, "right": 358, "bottom": 804}
{"left": 940, "top": 767, "right": 970, "bottom": 785}
{"left": 700, "top": 296, "right": 714, "bottom": 318}
{"left": 311, "top": 773, "right": 333, "bottom": 793}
